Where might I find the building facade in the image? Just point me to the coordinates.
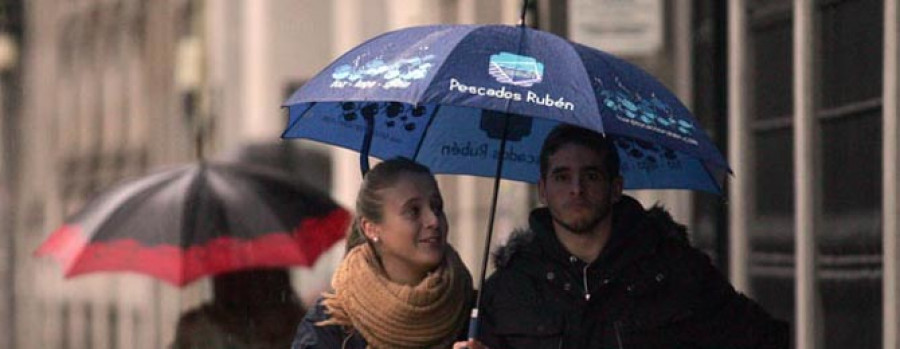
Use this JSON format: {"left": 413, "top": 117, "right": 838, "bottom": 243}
{"left": 7, "top": 1, "right": 197, "bottom": 348}
{"left": 3, "top": 0, "right": 898, "bottom": 348}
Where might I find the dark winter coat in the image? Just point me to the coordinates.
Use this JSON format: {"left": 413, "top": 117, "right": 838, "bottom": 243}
{"left": 291, "top": 297, "right": 368, "bottom": 349}
{"left": 478, "top": 196, "right": 789, "bottom": 349}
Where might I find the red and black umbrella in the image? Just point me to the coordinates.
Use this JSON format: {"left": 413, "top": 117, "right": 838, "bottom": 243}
{"left": 35, "top": 162, "right": 351, "bottom": 287}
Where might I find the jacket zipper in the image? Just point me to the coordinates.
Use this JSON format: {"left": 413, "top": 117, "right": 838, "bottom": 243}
{"left": 614, "top": 321, "right": 624, "bottom": 349}
{"left": 341, "top": 331, "right": 353, "bottom": 349}
{"left": 582, "top": 264, "right": 591, "bottom": 301}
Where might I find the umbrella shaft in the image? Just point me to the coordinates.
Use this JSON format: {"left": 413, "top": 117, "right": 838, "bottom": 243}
{"left": 471, "top": 112, "right": 511, "bottom": 339}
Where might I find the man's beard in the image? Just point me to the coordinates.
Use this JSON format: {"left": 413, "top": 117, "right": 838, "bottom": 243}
{"left": 551, "top": 204, "right": 612, "bottom": 235}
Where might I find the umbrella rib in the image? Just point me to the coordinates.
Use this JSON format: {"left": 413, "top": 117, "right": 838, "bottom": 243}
{"left": 412, "top": 105, "right": 442, "bottom": 161}
{"left": 179, "top": 165, "right": 208, "bottom": 282}
{"left": 281, "top": 102, "right": 316, "bottom": 139}
{"left": 702, "top": 162, "right": 727, "bottom": 195}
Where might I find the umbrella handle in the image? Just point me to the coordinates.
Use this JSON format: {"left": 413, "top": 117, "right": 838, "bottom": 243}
{"left": 360, "top": 110, "right": 375, "bottom": 177}
{"left": 467, "top": 308, "right": 480, "bottom": 341}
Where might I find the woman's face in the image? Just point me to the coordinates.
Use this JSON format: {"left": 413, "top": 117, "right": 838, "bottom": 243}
{"left": 363, "top": 172, "right": 448, "bottom": 280}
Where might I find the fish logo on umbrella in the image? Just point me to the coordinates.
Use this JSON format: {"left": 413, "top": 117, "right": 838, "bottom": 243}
{"left": 595, "top": 76, "right": 699, "bottom": 146}
{"left": 489, "top": 52, "right": 544, "bottom": 87}
{"left": 330, "top": 54, "right": 436, "bottom": 90}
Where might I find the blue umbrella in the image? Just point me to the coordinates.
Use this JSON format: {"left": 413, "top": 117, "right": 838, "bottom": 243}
{"left": 282, "top": 27, "right": 728, "bottom": 192}
{"left": 282, "top": 11, "right": 729, "bottom": 341}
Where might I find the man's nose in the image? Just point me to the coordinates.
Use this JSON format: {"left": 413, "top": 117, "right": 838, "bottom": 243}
{"left": 569, "top": 175, "right": 586, "bottom": 194}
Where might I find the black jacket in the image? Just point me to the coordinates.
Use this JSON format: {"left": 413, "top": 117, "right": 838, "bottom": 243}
{"left": 291, "top": 298, "right": 368, "bottom": 349}
{"left": 478, "top": 196, "right": 789, "bottom": 349}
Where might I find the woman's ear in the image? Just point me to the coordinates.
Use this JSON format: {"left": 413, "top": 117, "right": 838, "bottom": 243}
{"left": 360, "top": 217, "right": 379, "bottom": 242}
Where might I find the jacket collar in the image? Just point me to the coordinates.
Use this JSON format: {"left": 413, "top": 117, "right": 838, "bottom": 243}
{"left": 494, "top": 195, "right": 689, "bottom": 274}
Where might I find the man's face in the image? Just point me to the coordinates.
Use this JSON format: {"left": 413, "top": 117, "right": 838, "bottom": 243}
{"left": 538, "top": 143, "right": 623, "bottom": 235}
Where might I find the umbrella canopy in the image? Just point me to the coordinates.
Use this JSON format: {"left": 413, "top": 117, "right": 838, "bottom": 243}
{"left": 282, "top": 24, "right": 729, "bottom": 193}
{"left": 218, "top": 140, "right": 333, "bottom": 191}
{"left": 35, "top": 162, "right": 351, "bottom": 287}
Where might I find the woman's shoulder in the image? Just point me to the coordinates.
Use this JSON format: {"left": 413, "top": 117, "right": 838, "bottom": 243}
{"left": 292, "top": 297, "right": 366, "bottom": 349}
{"left": 303, "top": 297, "right": 332, "bottom": 323}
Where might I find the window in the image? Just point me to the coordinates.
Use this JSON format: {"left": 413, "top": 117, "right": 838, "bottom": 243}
{"left": 743, "top": 1, "right": 884, "bottom": 347}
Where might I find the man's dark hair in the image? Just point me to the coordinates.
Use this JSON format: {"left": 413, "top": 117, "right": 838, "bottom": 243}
{"left": 539, "top": 124, "right": 621, "bottom": 180}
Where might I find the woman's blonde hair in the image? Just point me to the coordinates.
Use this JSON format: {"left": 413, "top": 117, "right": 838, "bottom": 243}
{"left": 345, "top": 157, "right": 434, "bottom": 252}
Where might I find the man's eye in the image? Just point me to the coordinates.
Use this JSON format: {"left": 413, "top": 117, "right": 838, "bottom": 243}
{"left": 585, "top": 172, "right": 601, "bottom": 181}
{"left": 553, "top": 174, "right": 569, "bottom": 182}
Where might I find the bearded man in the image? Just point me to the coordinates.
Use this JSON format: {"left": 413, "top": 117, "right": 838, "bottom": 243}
{"left": 478, "top": 124, "right": 788, "bottom": 348}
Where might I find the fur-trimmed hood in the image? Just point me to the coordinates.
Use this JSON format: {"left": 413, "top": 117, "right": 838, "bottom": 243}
{"left": 493, "top": 195, "right": 689, "bottom": 270}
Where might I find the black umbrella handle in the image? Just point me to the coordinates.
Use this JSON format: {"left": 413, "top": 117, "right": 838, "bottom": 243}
{"left": 468, "top": 308, "right": 481, "bottom": 340}
{"left": 360, "top": 110, "right": 375, "bottom": 177}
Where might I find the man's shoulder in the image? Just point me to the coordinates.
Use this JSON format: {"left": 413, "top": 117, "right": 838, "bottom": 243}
{"left": 482, "top": 257, "right": 544, "bottom": 309}
{"left": 484, "top": 229, "right": 545, "bottom": 293}
{"left": 642, "top": 205, "right": 691, "bottom": 245}
{"left": 626, "top": 205, "right": 721, "bottom": 276}
{"left": 492, "top": 228, "right": 541, "bottom": 270}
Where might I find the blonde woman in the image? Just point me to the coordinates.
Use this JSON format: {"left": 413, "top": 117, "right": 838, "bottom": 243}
{"left": 292, "top": 158, "right": 473, "bottom": 349}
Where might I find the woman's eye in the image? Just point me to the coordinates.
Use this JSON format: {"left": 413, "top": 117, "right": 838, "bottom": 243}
{"left": 406, "top": 206, "right": 420, "bottom": 217}
{"left": 431, "top": 199, "right": 443, "bottom": 212}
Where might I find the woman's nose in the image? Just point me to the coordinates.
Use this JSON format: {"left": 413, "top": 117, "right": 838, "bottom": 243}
{"left": 423, "top": 208, "right": 440, "bottom": 227}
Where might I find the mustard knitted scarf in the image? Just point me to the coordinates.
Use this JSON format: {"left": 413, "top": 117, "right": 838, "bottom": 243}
{"left": 318, "top": 243, "right": 473, "bottom": 349}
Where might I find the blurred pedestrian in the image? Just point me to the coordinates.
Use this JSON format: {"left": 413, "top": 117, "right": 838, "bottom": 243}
{"left": 171, "top": 268, "right": 305, "bottom": 349}
{"left": 476, "top": 124, "right": 789, "bottom": 348}
{"left": 292, "top": 157, "right": 473, "bottom": 349}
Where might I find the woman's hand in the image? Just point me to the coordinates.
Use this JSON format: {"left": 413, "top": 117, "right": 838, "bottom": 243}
{"left": 452, "top": 339, "right": 489, "bottom": 349}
